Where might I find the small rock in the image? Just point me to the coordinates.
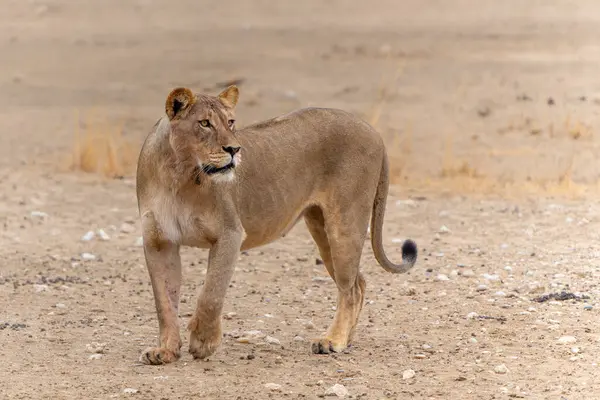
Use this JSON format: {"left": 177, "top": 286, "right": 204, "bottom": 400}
{"left": 120, "top": 223, "right": 136, "bottom": 234}
{"left": 134, "top": 236, "right": 144, "bottom": 247}
{"left": 86, "top": 342, "right": 107, "bottom": 354}
{"left": 476, "top": 284, "right": 488, "bottom": 292}
{"left": 237, "top": 330, "right": 266, "bottom": 343}
{"left": 304, "top": 321, "right": 316, "bottom": 330}
{"left": 414, "top": 353, "right": 427, "bottom": 359}
{"left": 264, "top": 383, "right": 282, "bottom": 391}
{"left": 81, "top": 231, "right": 95, "bottom": 241}
{"left": 571, "top": 347, "right": 580, "bottom": 354}
{"left": 494, "top": 291, "right": 506, "bottom": 297}
{"left": 584, "top": 304, "right": 593, "bottom": 311}
{"left": 312, "top": 276, "right": 331, "bottom": 282}
{"left": 223, "top": 312, "right": 237, "bottom": 320}
{"left": 30, "top": 211, "right": 48, "bottom": 220}
{"left": 89, "top": 354, "right": 103, "bottom": 360}
{"left": 265, "top": 336, "right": 281, "bottom": 345}
{"left": 293, "top": 336, "right": 304, "bottom": 342}
{"left": 402, "top": 369, "right": 416, "bottom": 380}
{"left": 469, "top": 337, "right": 478, "bottom": 344}
{"left": 123, "top": 388, "right": 138, "bottom": 394}
{"left": 558, "top": 336, "right": 577, "bottom": 344}
{"left": 33, "top": 284, "right": 49, "bottom": 293}
{"left": 439, "top": 225, "right": 451, "bottom": 234}
{"left": 461, "top": 269, "right": 475, "bottom": 277}
{"left": 55, "top": 303, "right": 66, "bottom": 309}
{"left": 436, "top": 274, "right": 450, "bottom": 282}
{"left": 97, "top": 229, "right": 110, "bottom": 241}
{"left": 297, "top": 256, "right": 309, "bottom": 262}
{"left": 81, "top": 253, "right": 96, "bottom": 261}
{"left": 325, "top": 383, "right": 349, "bottom": 397}
{"left": 467, "top": 312, "right": 479, "bottom": 320}
{"left": 494, "top": 364, "right": 508, "bottom": 374}
{"left": 504, "top": 265, "right": 513, "bottom": 272}
{"left": 482, "top": 273, "right": 500, "bottom": 281}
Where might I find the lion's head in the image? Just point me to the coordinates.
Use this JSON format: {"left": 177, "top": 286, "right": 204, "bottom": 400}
{"left": 165, "top": 85, "right": 241, "bottom": 184}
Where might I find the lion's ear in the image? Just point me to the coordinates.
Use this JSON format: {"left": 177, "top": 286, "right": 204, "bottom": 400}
{"left": 218, "top": 85, "right": 239, "bottom": 108}
{"left": 165, "top": 87, "right": 196, "bottom": 120}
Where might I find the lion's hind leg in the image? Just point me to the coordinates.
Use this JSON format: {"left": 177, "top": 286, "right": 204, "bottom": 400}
{"left": 304, "top": 205, "right": 368, "bottom": 354}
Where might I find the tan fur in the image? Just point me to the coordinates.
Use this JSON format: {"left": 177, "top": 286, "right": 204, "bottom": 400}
{"left": 136, "top": 85, "right": 418, "bottom": 365}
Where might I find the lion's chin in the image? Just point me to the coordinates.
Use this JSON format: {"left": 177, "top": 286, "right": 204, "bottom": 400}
{"left": 209, "top": 169, "right": 236, "bottom": 183}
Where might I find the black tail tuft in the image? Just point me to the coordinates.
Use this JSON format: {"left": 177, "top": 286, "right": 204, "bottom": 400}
{"left": 401, "top": 239, "right": 418, "bottom": 265}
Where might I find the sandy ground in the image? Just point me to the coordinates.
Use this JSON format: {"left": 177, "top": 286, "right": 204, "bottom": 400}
{"left": 2, "top": 1, "right": 600, "bottom": 399}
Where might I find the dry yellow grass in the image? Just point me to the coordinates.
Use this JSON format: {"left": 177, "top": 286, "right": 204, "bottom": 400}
{"left": 364, "top": 60, "right": 600, "bottom": 199}
{"left": 69, "top": 109, "right": 138, "bottom": 178}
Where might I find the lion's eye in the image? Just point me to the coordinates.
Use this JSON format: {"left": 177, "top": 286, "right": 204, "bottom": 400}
{"left": 199, "top": 119, "right": 211, "bottom": 128}
{"left": 228, "top": 119, "right": 235, "bottom": 127}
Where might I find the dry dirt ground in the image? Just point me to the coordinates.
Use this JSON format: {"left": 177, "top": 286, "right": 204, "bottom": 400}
{"left": 2, "top": 1, "right": 600, "bottom": 399}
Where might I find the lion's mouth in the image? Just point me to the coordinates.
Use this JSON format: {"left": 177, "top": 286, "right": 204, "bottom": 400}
{"left": 202, "top": 162, "right": 235, "bottom": 175}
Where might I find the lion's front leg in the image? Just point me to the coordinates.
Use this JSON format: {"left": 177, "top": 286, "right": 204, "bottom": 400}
{"left": 139, "top": 234, "right": 183, "bottom": 365}
{"left": 188, "top": 230, "right": 243, "bottom": 359}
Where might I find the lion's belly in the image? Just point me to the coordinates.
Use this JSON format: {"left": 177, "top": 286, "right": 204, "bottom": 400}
{"left": 240, "top": 208, "right": 306, "bottom": 250}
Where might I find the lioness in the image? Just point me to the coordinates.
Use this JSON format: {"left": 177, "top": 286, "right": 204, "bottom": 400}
{"left": 136, "top": 85, "right": 417, "bottom": 365}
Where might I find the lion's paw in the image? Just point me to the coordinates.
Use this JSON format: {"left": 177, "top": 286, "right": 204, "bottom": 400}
{"left": 139, "top": 347, "right": 180, "bottom": 365}
{"left": 311, "top": 337, "right": 348, "bottom": 354}
{"left": 188, "top": 328, "right": 222, "bottom": 359}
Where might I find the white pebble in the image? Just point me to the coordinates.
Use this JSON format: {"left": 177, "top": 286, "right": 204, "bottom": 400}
{"left": 81, "top": 231, "right": 95, "bottom": 241}
{"left": 304, "top": 321, "right": 316, "bottom": 330}
{"left": 461, "top": 269, "right": 475, "bottom": 277}
{"left": 244, "top": 330, "right": 265, "bottom": 338}
{"left": 120, "top": 223, "right": 136, "bottom": 234}
{"left": 223, "top": 312, "right": 237, "bottom": 320}
{"left": 55, "top": 303, "right": 66, "bottom": 309}
{"left": 134, "top": 236, "right": 144, "bottom": 247}
{"left": 476, "top": 284, "right": 488, "bottom": 292}
{"left": 81, "top": 253, "right": 96, "bottom": 261}
{"left": 33, "top": 284, "right": 49, "bottom": 293}
{"left": 86, "top": 342, "right": 107, "bottom": 354}
{"left": 483, "top": 273, "right": 500, "bottom": 281}
{"left": 494, "top": 364, "right": 509, "bottom": 374}
{"left": 325, "top": 383, "right": 349, "bottom": 397}
{"left": 558, "top": 336, "right": 577, "bottom": 344}
{"left": 402, "top": 369, "right": 416, "bottom": 380}
{"left": 571, "top": 347, "right": 580, "bottom": 354}
{"left": 504, "top": 265, "right": 513, "bottom": 272}
{"left": 494, "top": 291, "right": 506, "bottom": 297}
{"left": 439, "top": 225, "right": 451, "bottom": 234}
{"left": 123, "top": 388, "right": 138, "bottom": 394}
{"left": 88, "top": 354, "right": 103, "bottom": 360}
{"left": 265, "top": 336, "right": 281, "bottom": 345}
{"left": 293, "top": 336, "right": 305, "bottom": 342}
{"left": 467, "top": 312, "right": 479, "bottom": 319}
{"left": 436, "top": 274, "right": 450, "bottom": 282}
{"left": 30, "top": 211, "right": 48, "bottom": 219}
{"left": 97, "top": 229, "right": 110, "bottom": 241}
{"left": 264, "top": 383, "right": 282, "bottom": 391}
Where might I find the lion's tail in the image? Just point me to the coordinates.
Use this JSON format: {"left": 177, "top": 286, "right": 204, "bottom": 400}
{"left": 370, "top": 150, "right": 417, "bottom": 274}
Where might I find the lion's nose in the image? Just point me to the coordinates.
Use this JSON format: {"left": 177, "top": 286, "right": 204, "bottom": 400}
{"left": 223, "top": 146, "right": 241, "bottom": 156}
